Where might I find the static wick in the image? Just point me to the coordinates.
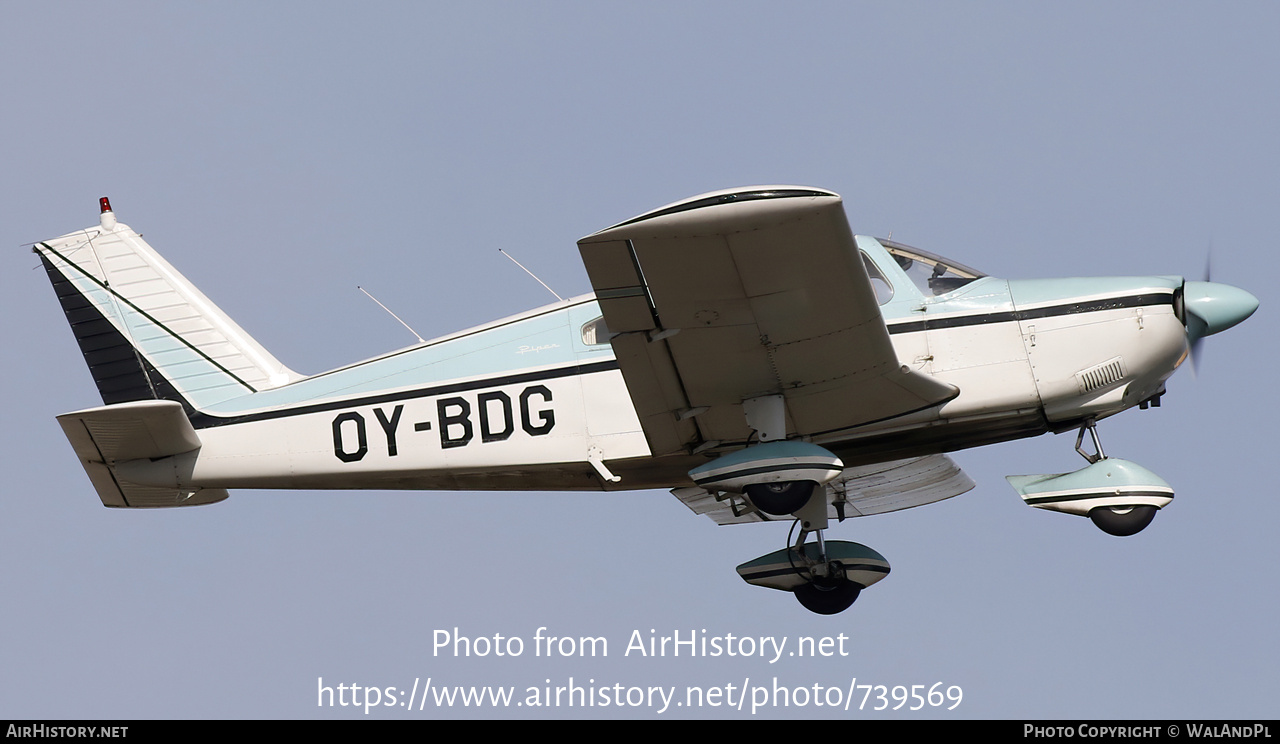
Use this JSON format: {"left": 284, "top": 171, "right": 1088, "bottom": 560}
{"left": 358, "top": 286, "right": 425, "bottom": 343}
{"left": 499, "top": 249, "right": 564, "bottom": 302}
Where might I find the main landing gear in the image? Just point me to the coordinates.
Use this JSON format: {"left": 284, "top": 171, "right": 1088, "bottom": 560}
{"left": 734, "top": 521, "right": 890, "bottom": 615}
{"left": 1007, "top": 419, "right": 1174, "bottom": 537}
{"left": 744, "top": 480, "right": 816, "bottom": 516}
{"left": 689, "top": 439, "right": 891, "bottom": 615}
{"left": 752, "top": 482, "right": 885, "bottom": 615}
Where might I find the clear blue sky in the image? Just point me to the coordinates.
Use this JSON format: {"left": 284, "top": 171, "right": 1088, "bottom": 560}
{"left": 3, "top": 2, "right": 1276, "bottom": 718}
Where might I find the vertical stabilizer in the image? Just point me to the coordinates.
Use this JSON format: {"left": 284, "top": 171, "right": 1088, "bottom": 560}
{"left": 34, "top": 200, "right": 301, "bottom": 413}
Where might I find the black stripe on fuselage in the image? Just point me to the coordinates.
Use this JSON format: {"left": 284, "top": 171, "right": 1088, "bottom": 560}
{"left": 196, "top": 292, "right": 1168, "bottom": 432}
{"left": 186, "top": 359, "right": 621, "bottom": 429}
{"left": 54, "top": 288, "right": 1171, "bottom": 433}
{"left": 885, "top": 292, "right": 1174, "bottom": 335}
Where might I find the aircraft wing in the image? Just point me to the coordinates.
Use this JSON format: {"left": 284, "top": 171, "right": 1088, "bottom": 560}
{"left": 578, "top": 187, "right": 958, "bottom": 456}
{"left": 673, "top": 454, "right": 975, "bottom": 525}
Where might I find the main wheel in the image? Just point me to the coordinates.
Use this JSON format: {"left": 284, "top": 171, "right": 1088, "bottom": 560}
{"left": 794, "top": 579, "right": 861, "bottom": 615}
{"left": 744, "top": 480, "right": 816, "bottom": 516}
{"left": 1089, "top": 505, "right": 1158, "bottom": 537}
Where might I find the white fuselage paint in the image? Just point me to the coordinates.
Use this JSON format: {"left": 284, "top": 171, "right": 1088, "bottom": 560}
{"left": 118, "top": 285, "right": 1188, "bottom": 494}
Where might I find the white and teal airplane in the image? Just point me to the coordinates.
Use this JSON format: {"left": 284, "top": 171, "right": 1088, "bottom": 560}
{"left": 35, "top": 188, "right": 1257, "bottom": 614}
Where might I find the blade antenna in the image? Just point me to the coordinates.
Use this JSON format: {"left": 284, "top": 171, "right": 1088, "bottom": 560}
{"left": 499, "top": 249, "right": 564, "bottom": 302}
{"left": 358, "top": 286, "right": 425, "bottom": 343}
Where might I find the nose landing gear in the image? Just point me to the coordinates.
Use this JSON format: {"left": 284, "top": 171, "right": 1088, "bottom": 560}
{"left": 1007, "top": 419, "right": 1174, "bottom": 537}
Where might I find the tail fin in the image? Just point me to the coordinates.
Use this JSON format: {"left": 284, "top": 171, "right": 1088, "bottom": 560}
{"left": 34, "top": 199, "right": 300, "bottom": 414}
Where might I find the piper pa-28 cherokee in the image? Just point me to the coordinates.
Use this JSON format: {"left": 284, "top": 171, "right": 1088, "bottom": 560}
{"left": 35, "top": 188, "right": 1258, "bottom": 614}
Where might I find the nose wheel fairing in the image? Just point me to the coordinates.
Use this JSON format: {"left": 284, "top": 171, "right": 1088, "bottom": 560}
{"left": 1007, "top": 458, "right": 1174, "bottom": 518}
{"left": 1008, "top": 421, "right": 1173, "bottom": 536}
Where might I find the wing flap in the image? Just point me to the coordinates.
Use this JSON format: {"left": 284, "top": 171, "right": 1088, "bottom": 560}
{"left": 674, "top": 454, "right": 973, "bottom": 525}
{"left": 833, "top": 454, "right": 975, "bottom": 517}
{"left": 608, "top": 332, "right": 697, "bottom": 455}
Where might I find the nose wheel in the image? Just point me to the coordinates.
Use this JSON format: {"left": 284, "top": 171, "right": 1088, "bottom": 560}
{"left": 1075, "top": 419, "right": 1161, "bottom": 536}
{"left": 1089, "top": 504, "right": 1158, "bottom": 536}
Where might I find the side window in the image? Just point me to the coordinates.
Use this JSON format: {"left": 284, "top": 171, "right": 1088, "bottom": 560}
{"left": 861, "top": 252, "right": 894, "bottom": 305}
{"left": 581, "top": 316, "right": 613, "bottom": 345}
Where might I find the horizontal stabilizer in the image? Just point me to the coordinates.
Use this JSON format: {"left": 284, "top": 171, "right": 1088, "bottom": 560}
{"left": 56, "top": 400, "right": 226, "bottom": 508}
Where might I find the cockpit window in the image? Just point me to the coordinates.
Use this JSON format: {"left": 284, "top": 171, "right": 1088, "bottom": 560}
{"left": 861, "top": 251, "right": 893, "bottom": 305}
{"left": 880, "top": 239, "right": 986, "bottom": 297}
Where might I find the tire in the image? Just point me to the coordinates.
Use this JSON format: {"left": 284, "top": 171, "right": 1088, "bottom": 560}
{"left": 794, "top": 579, "right": 861, "bottom": 615}
{"left": 1089, "top": 504, "right": 1158, "bottom": 537}
{"left": 743, "top": 481, "right": 816, "bottom": 516}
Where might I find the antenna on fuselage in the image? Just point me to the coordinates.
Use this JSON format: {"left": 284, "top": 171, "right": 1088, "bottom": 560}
{"left": 357, "top": 285, "right": 425, "bottom": 344}
{"left": 498, "top": 249, "right": 565, "bottom": 302}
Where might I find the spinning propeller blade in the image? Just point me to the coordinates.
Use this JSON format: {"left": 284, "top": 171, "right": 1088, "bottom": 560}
{"left": 1178, "top": 248, "right": 1257, "bottom": 376}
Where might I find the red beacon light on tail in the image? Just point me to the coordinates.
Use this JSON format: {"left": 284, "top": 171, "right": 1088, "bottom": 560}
{"left": 98, "top": 196, "right": 116, "bottom": 230}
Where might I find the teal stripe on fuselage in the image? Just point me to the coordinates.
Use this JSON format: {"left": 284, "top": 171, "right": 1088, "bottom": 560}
{"left": 200, "top": 297, "right": 614, "bottom": 416}
{"left": 190, "top": 268, "right": 1180, "bottom": 419}
{"left": 1007, "top": 276, "right": 1182, "bottom": 307}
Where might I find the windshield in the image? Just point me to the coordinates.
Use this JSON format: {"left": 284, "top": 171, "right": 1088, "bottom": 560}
{"left": 879, "top": 239, "right": 987, "bottom": 297}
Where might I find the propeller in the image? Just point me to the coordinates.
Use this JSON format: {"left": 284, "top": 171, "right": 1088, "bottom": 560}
{"left": 1189, "top": 250, "right": 1211, "bottom": 376}
{"left": 1176, "top": 249, "right": 1258, "bottom": 375}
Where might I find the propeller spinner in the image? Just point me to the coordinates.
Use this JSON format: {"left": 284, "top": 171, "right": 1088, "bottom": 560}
{"left": 1177, "top": 279, "right": 1259, "bottom": 373}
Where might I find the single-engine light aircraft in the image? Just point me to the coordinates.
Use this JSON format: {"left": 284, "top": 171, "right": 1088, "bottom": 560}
{"left": 35, "top": 189, "right": 1258, "bottom": 614}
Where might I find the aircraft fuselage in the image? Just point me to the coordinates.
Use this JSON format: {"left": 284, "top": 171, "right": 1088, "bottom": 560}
{"left": 117, "top": 241, "right": 1189, "bottom": 494}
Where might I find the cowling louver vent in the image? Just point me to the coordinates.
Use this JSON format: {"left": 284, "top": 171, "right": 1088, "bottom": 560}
{"left": 1076, "top": 357, "right": 1126, "bottom": 394}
